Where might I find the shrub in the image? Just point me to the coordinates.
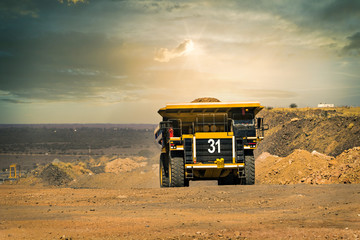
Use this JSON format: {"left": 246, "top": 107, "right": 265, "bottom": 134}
{"left": 289, "top": 103, "right": 298, "bottom": 108}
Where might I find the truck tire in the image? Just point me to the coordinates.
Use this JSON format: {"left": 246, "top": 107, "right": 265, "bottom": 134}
{"left": 244, "top": 153, "right": 255, "bottom": 185}
{"left": 170, "top": 157, "right": 185, "bottom": 187}
{"left": 160, "top": 154, "right": 169, "bottom": 188}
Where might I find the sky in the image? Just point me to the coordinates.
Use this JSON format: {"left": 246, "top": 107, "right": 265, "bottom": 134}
{"left": 0, "top": 0, "right": 359, "bottom": 124}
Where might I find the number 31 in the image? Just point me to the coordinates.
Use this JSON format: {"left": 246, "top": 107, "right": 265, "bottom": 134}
{"left": 208, "top": 139, "right": 220, "bottom": 153}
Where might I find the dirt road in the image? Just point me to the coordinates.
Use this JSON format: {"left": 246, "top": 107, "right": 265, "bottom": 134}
{"left": 1, "top": 184, "right": 359, "bottom": 239}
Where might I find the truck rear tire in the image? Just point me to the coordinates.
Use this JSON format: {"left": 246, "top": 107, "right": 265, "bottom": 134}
{"left": 170, "top": 157, "right": 185, "bottom": 187}
{"left": 160, "top": 154, "right": 169, "bottom": 188}
{"left": 244, "top": 153, "right": 255, "bottom": 185}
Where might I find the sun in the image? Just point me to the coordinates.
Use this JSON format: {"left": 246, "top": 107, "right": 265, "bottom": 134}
{"left": 183, "top": 39, "right": 194, "bottom": 55}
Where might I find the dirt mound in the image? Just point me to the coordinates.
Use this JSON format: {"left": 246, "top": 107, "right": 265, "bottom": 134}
{"left": 256, "top": 108, "right": 360, "bottom": 157}
{"left": 39, "top": 161, "right": 93, "bottom": 186}
{"left": 255, "top": 152, "right": 273, "bottom": 164}
{"left": 40, "top": 164, "right": 73, "bottom": 186}
{"left": 105, "top": 157, "right": 147, "bottom": 173}
{"left": 191, "top": 97, "right": 220, "bottom": 102}
{"left": 67, "top": 156, "right": 157, "bottom": 189}
{"left": 256, "top": 147, "right": 360, "bottom": 184}
{"left": 25, "top": 155, "right": 157, "bottom": 189}
{"left": 70, "top": 164, "right": 159, "bottom": 189}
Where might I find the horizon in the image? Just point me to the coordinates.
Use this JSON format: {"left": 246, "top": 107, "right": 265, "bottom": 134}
{"left": 0, "top": 105, "right": 358, "bottom": 125}
{"left": 1, "top": 0, "right": 359, "bottom": 124}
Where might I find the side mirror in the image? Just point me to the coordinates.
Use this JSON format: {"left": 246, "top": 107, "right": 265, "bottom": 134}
{"left": 257, "top": 118, "right": 263, "bottom": 129}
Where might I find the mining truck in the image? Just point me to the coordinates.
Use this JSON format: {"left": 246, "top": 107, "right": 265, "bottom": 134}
{"left": 154, "top": 101, "right": 268, "bottom": 187}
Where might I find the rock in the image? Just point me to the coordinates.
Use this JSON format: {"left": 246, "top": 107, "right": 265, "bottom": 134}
{"left": 116, "top": 195, "right": 128, "bottom": 199}
{"left": 311, "top": 150, "right": 333, "bottom": 160}
{"left": 234, "top": 231, "right": 241, "bottom": 237}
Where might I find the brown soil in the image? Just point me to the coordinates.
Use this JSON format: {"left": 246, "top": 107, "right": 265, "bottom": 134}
{"left": 256, "top": 147, "right": 360, "bottom": 185}
{"left": 104, "top": 157, "right": 147, "bottom": 174}
{"left": 1, "top": 184, "right": 360, "bottom": 240}
{"left": 2, "top": 147, "right": 360, "bottom": 239}
{"left": 68, "top": 163, "right": 158, "bottom": 189}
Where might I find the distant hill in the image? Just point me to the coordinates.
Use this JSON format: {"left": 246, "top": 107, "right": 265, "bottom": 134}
{"left": 0, "top": 124, "right": 158, "bottom": 155}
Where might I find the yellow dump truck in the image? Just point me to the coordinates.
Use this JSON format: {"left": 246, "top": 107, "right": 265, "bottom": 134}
{"left": 154, "top": 101, "right": 268, "bottom": 187}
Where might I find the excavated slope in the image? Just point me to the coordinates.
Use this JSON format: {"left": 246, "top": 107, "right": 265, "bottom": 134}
{"left": 255, "top": 108, "right": 360, "bottom": 157}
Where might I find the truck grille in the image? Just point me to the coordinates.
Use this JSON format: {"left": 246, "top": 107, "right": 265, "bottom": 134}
{"left": 196, "top": 139, "right": 233, "bottom": 164}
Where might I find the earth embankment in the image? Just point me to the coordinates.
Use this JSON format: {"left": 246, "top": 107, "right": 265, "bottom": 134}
{"left": 256, "top": 147, "right": 360, "bottom": 185}
{"left": 255, "top": 107, "right": 360, "bottom": 157}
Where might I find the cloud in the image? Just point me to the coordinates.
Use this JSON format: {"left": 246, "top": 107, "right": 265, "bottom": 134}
{"left": 0, "top": 90, "right": 31, "bottom": 104}
{"left": 343, "top": 32, "right": 360, "bottom": 55}
{"left": 243, "top": 89, "right": 297, "bottom": 99}
{"left": 0, "top": 0, "right": 359, "bottom": 110}
{"left": 0, "top": 51, "right": 13, "bottom": 57}
{"left": 0, "top": 0, "right": 38, "bottom": 18}
{"left": 58, "top": 0, "right": 87, "bottom": 5}
{"left": 0, "top": 30, "right": 144, "bottom": 103}
{"left": 215, "top": 0, "right": 360, "bottom": 37}
{"left": 133, "top": 1, "right": 189, "bottom": 13}
{"left": 318, "top": 0, "right": 360, "bottom": 22}
{"left": 154, "top": 39, "right": 194, "bottom": 63}
{"left": 0, "top": 98, "right": 31, "bottom": 104}
{"left": 58, "top": 68, "right": 102, "bottom": 76}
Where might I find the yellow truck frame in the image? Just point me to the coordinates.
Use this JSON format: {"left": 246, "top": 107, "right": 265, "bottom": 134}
{"left": 155, "top": 101, "right": 268, "bottom": 187}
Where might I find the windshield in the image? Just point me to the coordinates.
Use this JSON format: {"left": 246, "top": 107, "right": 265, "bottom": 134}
{"left": 234, "top": 119, "right": 254, "bottom": 126}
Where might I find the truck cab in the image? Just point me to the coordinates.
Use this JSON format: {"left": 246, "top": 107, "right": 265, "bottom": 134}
{"left": 155, "top": 101, "right": 268, "bottom": 187}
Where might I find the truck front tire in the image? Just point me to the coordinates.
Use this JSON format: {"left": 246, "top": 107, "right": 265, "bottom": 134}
{"left": 170, "top": 157, "right": 185, "bottom": 187}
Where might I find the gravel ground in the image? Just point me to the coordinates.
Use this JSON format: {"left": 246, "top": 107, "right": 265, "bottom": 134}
{"left": 1, "top": 184, "right": 359, "bottom": 239}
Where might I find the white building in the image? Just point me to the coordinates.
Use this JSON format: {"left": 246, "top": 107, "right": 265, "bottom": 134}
{"left": 318, "top": 103, "right": 335, "bottom": 108}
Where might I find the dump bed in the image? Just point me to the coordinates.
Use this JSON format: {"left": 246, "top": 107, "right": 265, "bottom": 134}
{"left": 158, "top": 101, "right": 264, "bottom": 122}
